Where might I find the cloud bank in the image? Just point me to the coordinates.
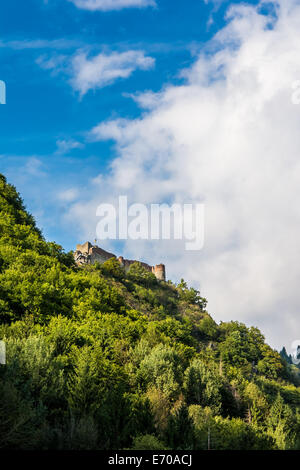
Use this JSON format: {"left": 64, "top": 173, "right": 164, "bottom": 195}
{"left": 67, "top": 0, "right": 300, "bottom": 350}
{"left": 68, "top": 0, "right": 156, "bottom": 11}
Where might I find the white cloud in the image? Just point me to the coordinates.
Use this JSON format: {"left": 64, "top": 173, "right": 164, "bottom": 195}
{"left": 68, "top": 0, "right": 156, "bottom": 11}
{"left": 58, "top": 188, "right": 80, "bottom": 203}
{"left": 55, "top": 139, "right": 83, "bottom": 155}
{"left": 71, "top": 50, "right": 155, "bottom": 95}
{"left": 24, "top": 157, "right": 47, "bottom": 177}
{"left": 66, "top": 0, "right": 300, "bottom": 351}
{"left": 38, "top": 49, "right": 155, "bottom": 96}
{"left": 36, "top": 53, "right": 68, "bottom": 74}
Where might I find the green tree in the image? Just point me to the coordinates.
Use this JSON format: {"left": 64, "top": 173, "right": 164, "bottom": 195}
{"left": 165, "top": 404, "right": 195, "bottom": 450}
{"left": 184, "top": 359, "right": 222, "bottom": 414}
{"left": 131, "top": 434, "right": 167, "bottom": 450}
{"left": 138, "top": 344, "right": 182, "bottom": 398}
{"left": 101, "top": 258, "right": 125, "bottom": 280}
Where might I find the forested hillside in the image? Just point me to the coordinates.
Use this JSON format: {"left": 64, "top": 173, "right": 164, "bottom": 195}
{"left": 0, "top": 173, "right": 300, "bottom": 450}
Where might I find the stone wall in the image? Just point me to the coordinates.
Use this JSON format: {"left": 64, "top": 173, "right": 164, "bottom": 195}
{"left": 74, "top": 242, "right": 166, "bottom": 281}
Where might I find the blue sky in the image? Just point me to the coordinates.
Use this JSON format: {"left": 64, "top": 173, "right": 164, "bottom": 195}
{"left": 0, "top": 0, "right": 258, "bottom": 248}
{"left": 2, "top": 0, "right": 300, "bottom": 350}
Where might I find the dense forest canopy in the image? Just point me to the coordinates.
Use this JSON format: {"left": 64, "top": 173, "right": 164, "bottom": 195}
{"left": 0, "top": 173, "right": 300, "bottom": 450}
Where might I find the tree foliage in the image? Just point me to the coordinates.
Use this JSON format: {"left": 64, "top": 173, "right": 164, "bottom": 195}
{"left": 0, "top": 173, "right": 299, "bottom": 450}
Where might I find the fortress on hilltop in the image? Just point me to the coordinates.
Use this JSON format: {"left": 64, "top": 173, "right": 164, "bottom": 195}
{"left": 74, "top": 241, "right": 166, "bottom": 282}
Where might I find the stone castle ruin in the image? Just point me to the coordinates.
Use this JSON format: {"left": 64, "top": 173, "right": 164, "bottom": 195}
{"left": 74, "top": 241, "right": 166, "bottom": 282}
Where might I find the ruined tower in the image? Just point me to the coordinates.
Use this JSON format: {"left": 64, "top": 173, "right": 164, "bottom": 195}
{"left": 152, "top": 264, "right": 166, "bottom": 282}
